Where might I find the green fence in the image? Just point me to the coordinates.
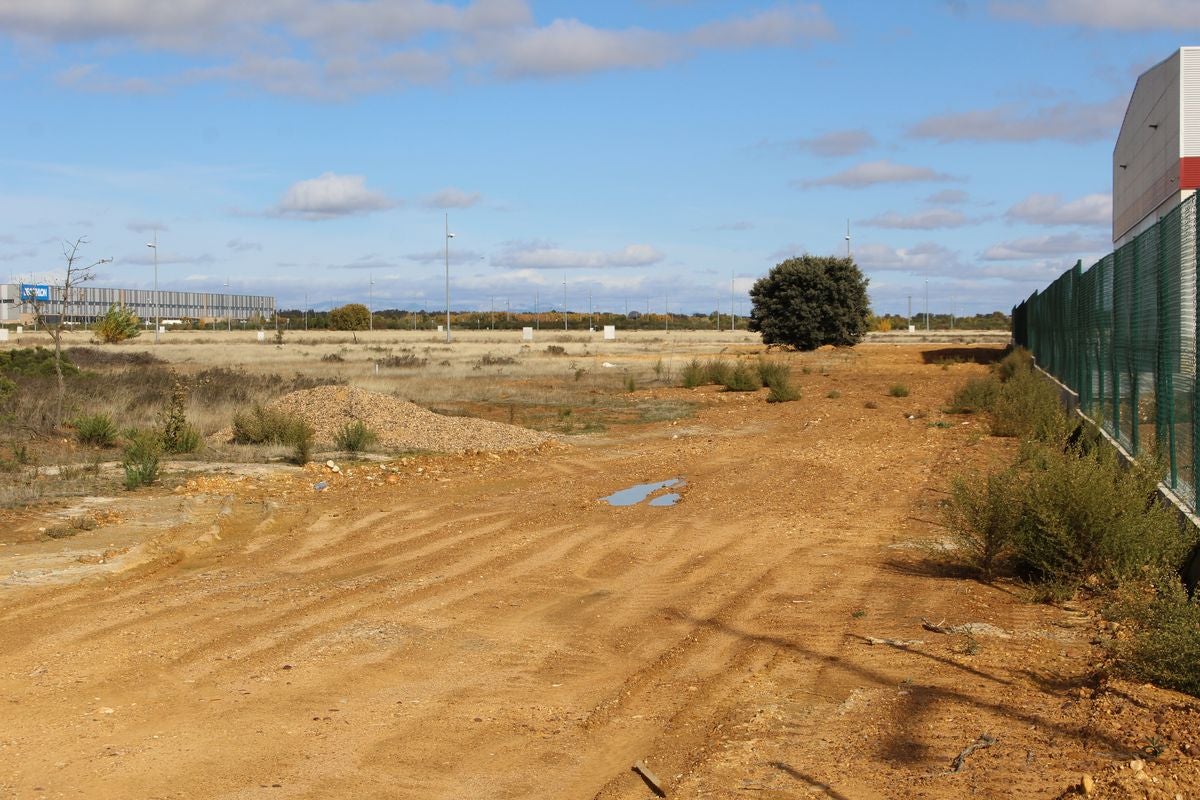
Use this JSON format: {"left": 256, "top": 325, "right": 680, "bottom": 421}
{"left": 1013, "top": 193, "right": 1198, "bottom": 509}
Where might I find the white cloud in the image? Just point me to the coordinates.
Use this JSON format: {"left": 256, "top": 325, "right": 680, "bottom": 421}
{"left": 424, "top": 187, "right": 483, "bottom": 208}
{"left": 990, "top": 0, "right": 1200, "bottom": 30}
{"left": 861, "top": 209, "right": 977, "bottom": 230}
{"left": 273, "top": 172, "right": 395, "bottom": 219}
{"left": 126, "top": 220, "right": 167, "bottom": 234}
{"left": 689, "top": 4, "right": 835, "bottom": 48}
{"left": 1005, "top": 192, "right": 1111, "bottom": 226}
{"left": 981, "top": 231, "right": 1109, "bottom": 260}
{"left": 856, "top": 241, "right": 963, "bottom": 273}
{"left": 226, "top": 237, "right": 262, "bottom": 252}
{"left": 799, "top": 159, "right": 959, "bottom": 189}
{"left": 925, "top": 189, "right": 969, "bottom": 205}
{"left": 787, "top": 129, "right": 876, "bottom": 158}
{"left": 2, "top": 1, "right": 837, "bottom": 96}
{"left": 769, "top": 243, "right": 807, "bottom": 262}
{"left": 481, "top": 19, "right": 676, "bottom": 78}
{"left": 327, "top": 253, "right": 399, "bottom": 270}
{"left": 908, "top": 97, "right": 1125, "bottom": 143}
{"left": 405, "top": 248, "right": 487, "bottom": 265}
{"left": 494, "top": 241, "right": 664, "bottom": 269}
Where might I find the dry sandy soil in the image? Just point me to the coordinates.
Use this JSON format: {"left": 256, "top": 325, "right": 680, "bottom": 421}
{"left": 2, "top": 342, "right": 1198, "bottom": 799}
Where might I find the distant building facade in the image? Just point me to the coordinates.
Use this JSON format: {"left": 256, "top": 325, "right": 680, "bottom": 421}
{"left": 1114, "top": 46, "right": 1200, "bottom": 248}
{"left": 0, "top": 282, "right": 275, "bottom": 326}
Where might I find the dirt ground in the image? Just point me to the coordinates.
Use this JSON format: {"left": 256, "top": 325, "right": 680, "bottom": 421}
{"left": 2, "top": 343, "right": 1198, "bottom": 799}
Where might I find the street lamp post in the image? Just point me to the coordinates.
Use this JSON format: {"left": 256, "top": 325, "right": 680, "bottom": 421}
{"left": 145, "top": 233, "right": 159, "bottom": 344}
{"left": 224, "top": 278, "right": 231, "bottom": 331}
{"left": 369, "top": 274, "right": 374, "bottom": 331}
{"left": 444, "top": 213, "right": 455, "bottom": 343}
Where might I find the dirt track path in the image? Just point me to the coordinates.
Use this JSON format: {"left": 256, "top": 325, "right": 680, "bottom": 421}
{"left": 0, "top": 346, "right": 1160, "bottom": 798}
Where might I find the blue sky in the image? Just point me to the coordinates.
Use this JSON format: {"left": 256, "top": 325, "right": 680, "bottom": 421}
{"left": 0, "top": 0, "right": 1193, "bottom": 316}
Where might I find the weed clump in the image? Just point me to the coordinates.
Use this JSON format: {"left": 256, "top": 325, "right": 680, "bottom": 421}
{"left": 122, "top": 430, "right": 161, "bottom": 489}
{"left": 946, "top": 466, "right": 1026, "bottom": 580}
{"left": 72, "top": 413, "right": 118, "bottom": 447}
{"left": 1111, "top": 578, "right": 1200, "bottom": 696}
{"left": 703, "top": 359, "right": 733, "bottom": 386}
{"left": 721, "top": 361, "right": 762, "bottom": 392}
{"left": 947, "top": 376, "right": 1001, "bottom": 414}
{"left": 996, "top": 347, "right": 1034, "bottom": 382}
{"left": 680, "top": 359, "right": 706, "bottom": 389}
{"left": 160, "top": 379, "right": 201, "bottom": 454}
{"left": 380, "top": 354, "right": 428, "bottom": 368}
{"left": 334, "top": 420, "right": 377, "bottom": 453}
{"left": 756, "top": 359, "right": 790, "bottom": 388}
{"left": 232, "top": 405, "right": 313, "bottom": 448}
{"left": 990, "top": 369, "right": 1069, "bottom": 442}
{"left": 888, "top": 384, "right": 909, "bottom": 398}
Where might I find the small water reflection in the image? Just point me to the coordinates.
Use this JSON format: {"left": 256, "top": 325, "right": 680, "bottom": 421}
{"left": 602, "top": 478, "right": 684, "bottom": 507}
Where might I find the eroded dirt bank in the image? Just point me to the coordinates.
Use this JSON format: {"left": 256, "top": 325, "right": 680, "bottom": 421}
{"left": 2, "top": 344, "right": 1197, "bottom": 799}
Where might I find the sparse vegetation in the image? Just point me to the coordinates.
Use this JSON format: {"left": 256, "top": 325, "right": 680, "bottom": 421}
{"left": 888, "top": 384, "right": 909, "bottom": 398}
{"left": 380, "top": 354, "right": 428, "bottom": 368}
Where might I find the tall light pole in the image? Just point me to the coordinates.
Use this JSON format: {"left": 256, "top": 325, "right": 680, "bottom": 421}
{"left": 562, "top": 274, "right": 568, "bottom": 331}
{"left": 845, "top": 219, "right": 851, "bottom": 258}
{"left": 924, "top": 279, "right": 929, "bottom": 332}
{"left": 444, "top": 213, "right": 454, "bottom": 343}
{"left": 145, "top": 233, "right": 159, "bottom": 344}
{"left": 368, "top": 274, "right": 374, "bottom": 331}
{"left": 224, "top": 278, "right": 231, "bottom": 331}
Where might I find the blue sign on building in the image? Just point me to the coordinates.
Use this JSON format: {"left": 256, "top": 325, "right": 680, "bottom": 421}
{"left": 19, "top": 284, "right": 50, "bottom": 302}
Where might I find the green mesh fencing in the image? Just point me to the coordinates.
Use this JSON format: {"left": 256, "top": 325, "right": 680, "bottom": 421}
{"left": 1013, "top": 193, "right": 1199, "bottom": 510}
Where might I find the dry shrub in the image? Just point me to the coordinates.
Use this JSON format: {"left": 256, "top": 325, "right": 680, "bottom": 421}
{"left": 1110, "top": 577, "right": 1200, "bottom": 697}
{"left": 721, "top": 361, "right": 761, "bottom": 392}
{"left": 680, "top": 359, "right": 705, "bottom": 389}
{"left": 947, "top": 376, "right": 1001, "bottom": 414}
{"left": 989, "top": 369, "right": 1070, "bottom": 442}
{"left": 72, "top": 413, "right": 118, "bottom": 447}
{"left": 947, "top": 444, "right": 1192, "bottom": 589}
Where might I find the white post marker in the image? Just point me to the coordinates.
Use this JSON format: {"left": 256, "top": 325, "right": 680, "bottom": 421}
{"left": 603, "top": 325, "right": 616, "bottom": 340}
{"left": 522, "top": 326, "right": 534, "bottom": 341}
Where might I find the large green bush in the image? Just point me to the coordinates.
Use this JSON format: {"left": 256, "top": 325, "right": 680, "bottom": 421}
{"left": 747, "top": 256, "right": 870, "bottom": 350}
{"left": 94, "top": 304, "right": 141, "bottom": 344}
{"left": 328, "top": 303, "right": 371, "bottom": 331}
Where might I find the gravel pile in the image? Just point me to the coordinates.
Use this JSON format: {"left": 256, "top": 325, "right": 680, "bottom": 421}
{"left": 220, "top": 385, "right": 554, "bottom": 453}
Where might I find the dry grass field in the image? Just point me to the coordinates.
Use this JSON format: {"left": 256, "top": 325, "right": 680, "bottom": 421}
{"left": 1, "top": 334, "right": 1198, "bottom": 799}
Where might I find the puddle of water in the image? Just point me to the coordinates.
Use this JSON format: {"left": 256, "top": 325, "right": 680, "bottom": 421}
{"left": 603, "top": 478, "right": 683, "bottom": 507}
{"left": 647, "top": 493, "right": 681, "bottom": 507}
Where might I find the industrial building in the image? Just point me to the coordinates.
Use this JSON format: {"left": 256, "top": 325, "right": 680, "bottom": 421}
{"left": 0, "top": 283, "right": 275, "bottom": 327}
{"left": 1113, "top": 46, "right": 1200, "bottom": 247}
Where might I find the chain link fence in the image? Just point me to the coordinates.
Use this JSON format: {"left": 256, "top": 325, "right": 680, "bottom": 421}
{"left": 1013, "top": 193, "right": 1198, "bottom": 509}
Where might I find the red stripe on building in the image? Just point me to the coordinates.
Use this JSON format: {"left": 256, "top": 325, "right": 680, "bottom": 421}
{"left": 1182, "top": 156, "right": 1200, "bottom": 190}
